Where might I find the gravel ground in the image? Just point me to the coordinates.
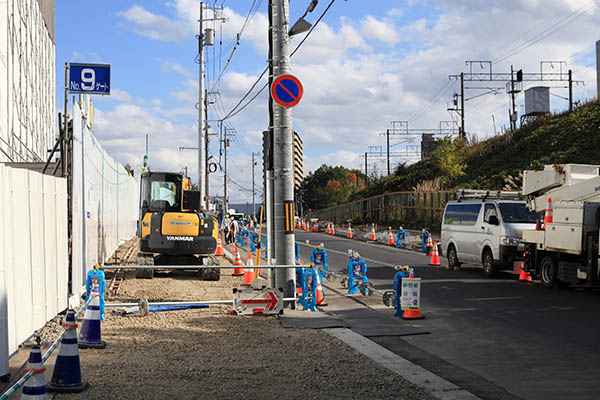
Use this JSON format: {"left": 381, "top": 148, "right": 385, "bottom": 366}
{"left": 47, "top": 240, "right": 434, "bottom": 400}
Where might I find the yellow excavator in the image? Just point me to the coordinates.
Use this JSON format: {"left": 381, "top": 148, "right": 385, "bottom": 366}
{"left": 137, "top": 171, "right": 219, "bottom": 279}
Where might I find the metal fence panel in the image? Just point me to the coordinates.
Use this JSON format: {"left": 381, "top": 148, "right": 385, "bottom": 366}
{"left": 0, "top": 165, "right": 68, "bottom": 375}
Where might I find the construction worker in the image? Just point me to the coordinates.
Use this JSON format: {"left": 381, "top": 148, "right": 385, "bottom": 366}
{"left": 347, "top": 252, "right": 368, "bottom": 295}
{"left": 393, "top": 266, "right": 411, "bottom": 317}
{"left": 311, "top": 244, "right": 328, "bottom": 278}
{"left": 86, "top": 263, "right": 106, "bottom": 320}
{"left": 396, "top": 226, "right": 406, "bottom": 249}
{"left": 421, "top": 229, "right": 429, "bottom": 253}
{"left": 249, "top": 230, "right": 260, "bottom": 253}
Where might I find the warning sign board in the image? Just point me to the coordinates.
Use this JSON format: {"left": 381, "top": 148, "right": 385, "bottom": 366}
{"left": 400, "top": 277, "right": 421, "bottom": 311}
{"left": 233, "top": 288, "right": 283, "bottom": 315}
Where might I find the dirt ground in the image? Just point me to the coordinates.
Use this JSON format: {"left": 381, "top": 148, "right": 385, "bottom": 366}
{"left": 48, "top": 240, "right": 434, "bottom": 400}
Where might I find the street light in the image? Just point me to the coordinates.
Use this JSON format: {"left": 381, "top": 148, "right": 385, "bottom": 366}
{"left": 289, "top": 0, "right": 318, "bottom": 36}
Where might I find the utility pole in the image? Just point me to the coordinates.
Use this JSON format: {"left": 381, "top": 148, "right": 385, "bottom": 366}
{"left": 205, "top": 89, "right": 210, "bottom": 204}
{"left": 197, "top": 2, "right": 206, "bottom": 210}
{"left": 364, "top": 152, "right": 368, "bottom": 176}
{"left": 568, "top": 69, "right": 573, "bottom": 112}
{"left": 510, "top": 65, "right": 517, "bottom": 131}
{"left": 252, "top": 152, "right": 259, "bottom": 217}
{"left": 224, "top": 128, "right": 233, "bottom": 212}
{"left": 460, "top": 72, "right": 465, "bottom": 138}
{"left": 386, "top": 129, "right": 390, "bottom": 176}
{"left": 270, "top": 0, "right": 295, "bottom": 300}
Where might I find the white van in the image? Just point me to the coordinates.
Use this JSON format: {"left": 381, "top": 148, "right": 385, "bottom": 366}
{"left": 440, "top": 199, "right": 539, "bottom": 276}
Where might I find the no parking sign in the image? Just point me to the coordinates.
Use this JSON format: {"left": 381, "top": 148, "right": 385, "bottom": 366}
{"left": 271, "top": 74, "right": 303, "bottom": 107}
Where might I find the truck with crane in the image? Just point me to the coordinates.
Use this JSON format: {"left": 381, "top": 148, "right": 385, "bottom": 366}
{"left": 521, "top": 164, "right": 600, "bottom": 288}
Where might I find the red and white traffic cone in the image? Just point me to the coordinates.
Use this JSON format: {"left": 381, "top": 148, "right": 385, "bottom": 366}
{"left": 233, "top": 247, "right": 244, "bottom": 276}
{"left": 429, "top": 241, "right": 441, "bottom": 266}
{"left": 241, "top": 253, "right": 256, "bottom": 286}
{"left": 543, "top": 197, "right": 553, "bottom": 229}
{"left": 387, "top": 227, "right": 394, "bottom": 246}
{"left": 369, "top": 224, "right": 376, "bottom": 241}
{"left": 347, "top": 223, "right": 353, "bottom": 239}
{"left": 426, "top": 233, "right": 433, "bottom": 256}
{"left": 215, "top": 237, "right": 224, "bottom": 256}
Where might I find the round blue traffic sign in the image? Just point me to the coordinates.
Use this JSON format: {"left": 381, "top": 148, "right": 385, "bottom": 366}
{"left": 271, "top": 74, "right": 303, "bottom": 107}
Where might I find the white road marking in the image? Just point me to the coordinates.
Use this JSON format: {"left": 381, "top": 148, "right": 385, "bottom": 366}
{"left": 464, "top": 296, "right": 523, "bottom": 301}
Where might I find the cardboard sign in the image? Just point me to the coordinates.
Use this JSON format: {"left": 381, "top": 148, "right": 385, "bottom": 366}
{"left": 400, "top": 277, "right": 421, "bottom": 311}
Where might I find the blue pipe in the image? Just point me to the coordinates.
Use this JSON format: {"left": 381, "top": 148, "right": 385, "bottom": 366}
{"left": 127, "top": 304, "right": 210, "bottom": 314}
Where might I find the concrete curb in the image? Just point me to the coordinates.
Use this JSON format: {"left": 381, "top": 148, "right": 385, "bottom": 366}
{"left": 326, "top": 328, "right": 481, "bottom": 400}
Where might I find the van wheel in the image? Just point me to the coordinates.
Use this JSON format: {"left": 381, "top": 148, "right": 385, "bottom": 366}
{"left": 539, "top": 256, "right": 558, "bottom": 288}
{"left": 447, "top": 245, "right": 460, "bottom": 268}
{"left": 482, "top": 249, "right": 496, "bottom": 277}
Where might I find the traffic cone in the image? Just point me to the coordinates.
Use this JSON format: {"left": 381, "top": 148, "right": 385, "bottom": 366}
{"left": 426, "top": 233, "right": 433, "bottom": 256}
{"left": 47, "top": 310, "right": 88, "bottom": 393}
{"left": 325, "top": 223, "right": 331, "bottom": 235}
{"left": 387, "top": 227, "right": 394, "bottom": 246}
{"left": 517, "top": 261, "right": 532, "bottom": 282}
{"left": 402, "top": 308, "right": 424, "bottom": 320}
{"left": 78, "top": 284, "right": 106, "bottom": 349}
{"left": 21, "top": 345, "right": 47, "bottom": 399}
{"left": 369, "top": 224, "right": 376, "bottom": 241}
{"left": 232, "top": 247, "right": 244, "bottom": 276}
{"left": 312, "top": 222, "right": 319, "bottom": 232}
{"left": 429, "top": 241, "right": 441, "bottom": 266}
{"left": 331, "top": 223, "right": 335, "bottom": 235}
{"left": 347, "top": 223, "right": 353, "bottom": 239}
{"left": 241, "top": 254, "right": 256, "bottom": 286}
{"left": 543, "top": 198, "right": 553, "bottom": 229}
{"left": 215, "top": 237, "right": 224, "bottom": 256}
{"left": 315, "top": 271, "right": 327, "bottom": 307}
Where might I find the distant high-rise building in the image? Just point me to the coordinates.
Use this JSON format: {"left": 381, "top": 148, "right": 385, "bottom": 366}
{"left": 421, "top": 134, "right": 438, "bottom": 159}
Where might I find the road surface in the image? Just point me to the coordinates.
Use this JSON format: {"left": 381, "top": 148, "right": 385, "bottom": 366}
{"left": 295, "top": 230, "right": 600, "bottom": 400}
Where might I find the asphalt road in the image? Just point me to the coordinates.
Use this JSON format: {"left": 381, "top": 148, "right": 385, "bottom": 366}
{"left": 295, "top": 229, "right": 600, "bottom": 400}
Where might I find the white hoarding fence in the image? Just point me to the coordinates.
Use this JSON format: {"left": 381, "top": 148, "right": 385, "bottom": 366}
{"left": 71, "top": 97, "right": 139, "bottom": 299}
{"left": 0, "top": 165, "right": 68, "bottom": 377}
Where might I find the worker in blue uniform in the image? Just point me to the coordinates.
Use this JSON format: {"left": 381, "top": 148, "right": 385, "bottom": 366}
{"left": 396, "top": 226, "right": 406, "bottom": 249}
{"left": 249, "top": 230, "right": 260, "bottom": 254}
{"left": 393, "top": 266, "right": 411, "bottom": 317}
{"left": 421, "top": 229, "right": 429, "bottom": 253}
{"left": 86, "top": 263, "right": 106, "bottom": 320}
{"left": 311, "top": 245, "right": 328, "bottom": 278}
{"left": 347, "top": 252, "right": 368, "bottom": 295}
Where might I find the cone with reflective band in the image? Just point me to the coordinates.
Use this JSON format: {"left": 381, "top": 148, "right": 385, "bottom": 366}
{"left": 47, "top": 310, "right": 88, "bottom": 393}
{"left": 543, "top": 197, "right": 553, "bottom": 229}
{"left": 429, "top": 241, "right": 441, "bottom": 266}
{"left": 78, "top": 284, "right": 106, "bottom": 349}
{"left": 325, "top": 223, "right": 330, "bottom": 235}
{"left": 215, "top": 237, "right": 224, "bottom": 256}
{"left": 315, "top": 271, "right": 327, "bottom": 307}
{"left": 387, "top": 227, "right": 394, "bottom": 246}
{"left": 21, "top": 345, "right": 47, "bottom": 400}
{"left": 331, "top": 223, "right": 335, "bottom": 235}
{"left": 232, "top": 247, "right": 244, "bottom": 276}
{"left": 426, "top": 233, "right": 433, "bottom": 256}
{"left": 517, "top": 261, "right": 532, "bottom": 282}
{"left": 241, "top": 253, "right": 256, "bottom": 286}
{"left": 369, "top": 224, "right": 376, "bottom": 241}
{"left": 347, "top": 223, "right": 353, "bottom": 238}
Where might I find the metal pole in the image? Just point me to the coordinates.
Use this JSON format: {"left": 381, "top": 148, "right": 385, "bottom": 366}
{"left": 223, "top": 128, "right": 227, "bottom": 210}
{"left": 271, "top": 0, "right": 295, "bottom": 301}
{"left": 568, "top": 69, "right": 573, "bottom": 112}
{"left": 510, "top": 65, "right": 516, "bottom": 131}
{"left": 198, "top": 2, "right": 206, "bottom": 210}
{"left": 205, "top": 89, "right": 209, "bottom": 205}
{"left": 460, "top": 72, "right": 465, "bottom": 138}
{"left": 62, "top": 63, "right": 68, "bottom": 177}
{"left": 266, "top": 169, "right": 274, "bottom": 270}
{"left": 386, "top": 129, "right": 390, "bottom": 176}
{"left": 596, "top": 40, "right": 600, "bottom": 98}
{"left": 364, "top": 152, "right": 368, "bottom": 176}
{"left": 252, "top": 152, "right": 257, "bottom": 217}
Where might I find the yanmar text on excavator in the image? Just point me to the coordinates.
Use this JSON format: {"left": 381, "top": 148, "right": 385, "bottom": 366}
{"left": 137, "top": 171, "right": 219, "bottom": 279}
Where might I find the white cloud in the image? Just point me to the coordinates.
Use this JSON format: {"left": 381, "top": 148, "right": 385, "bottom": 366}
{"left": 161, "top": 60, "right": 194, "bottom": 78}
{"left": 361, "top": 15, "right": 399, "bottom": 46}
{"left": 117, "top": 5, "right": 192, "bottom": 42}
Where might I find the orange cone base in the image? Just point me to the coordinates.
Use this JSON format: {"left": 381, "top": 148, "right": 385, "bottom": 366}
{"left": 241, "top": 271, "right": 256, "bottom": 285}
{"left": 388, "top": 239, "right": 394, "bottom": 246}
{"left": 233, "top": 268, "right": 244, "bottom": 276}
{"left": 519, "top": 268, "right": 533, "bottom": 282}
{"left": 347, "top": 233, "right": 352, "bottom": 239}
{"left": 402, "top": 310, "right": 425, "bottom": 320}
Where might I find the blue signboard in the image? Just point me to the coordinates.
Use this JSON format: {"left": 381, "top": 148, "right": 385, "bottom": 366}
{"left": 68, "top": 63, "right": 111, "bottom": 95}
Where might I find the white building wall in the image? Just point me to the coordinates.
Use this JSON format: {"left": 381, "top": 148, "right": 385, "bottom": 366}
{"left": 0, "top": 0, "right": 55, "bottom": 163}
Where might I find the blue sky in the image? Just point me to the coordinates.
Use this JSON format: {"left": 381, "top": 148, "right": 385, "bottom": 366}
{"left": 55, "top": 0, "right": 600, "bottom": 203}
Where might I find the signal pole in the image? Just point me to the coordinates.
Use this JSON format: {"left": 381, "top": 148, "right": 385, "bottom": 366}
{"left": 270, "top": 0, "right": 295, "bottom": 301}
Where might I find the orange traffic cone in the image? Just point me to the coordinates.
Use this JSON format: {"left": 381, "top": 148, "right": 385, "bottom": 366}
{"left": 369, "top": 224, "right": 376, "bottom": 241}
{"left": 331, "top": 223, "right": 335, "bottom": 235}
{"left": 387, "top": 227, "right": 394, "bottom": 246}
{"left": 517, "top": 261, "right": 532, "bottom": 282}
{"left": 326, "top": 222, "right": 331, "bottom": 235}
{"left": 543, "top": 197, "right": 553, "bottom": 229}
{"left": 315, "top": 271, "right": 327, "bottom": 307}
{"left": 232, "top": 247, "right": 244, "bottom": 276}
{"left": 402, "top": 308, "right": 424, "bottom": 319}
{"left": 429, "top": 241, "right": 441, "bottom": 266}
{"left": 312, "top": 222, "right": 319, "bottom": 232}
{"left": 215, "top": 237, "right": 224, "bottom": 256}
{"left": 426, "top": 233, "right": 433, "bottom": 256}
{"left": 347, "top": 223, "right": 353, "bottom": 239}
{"left": 241, "top": 254, "right": 256, "bottom": 285}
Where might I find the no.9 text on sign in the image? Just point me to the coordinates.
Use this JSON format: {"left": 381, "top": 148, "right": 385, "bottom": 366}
{"left": 271, "top": 74, "right": 303, "bottom": 108}
{"left": 68, "top": 63, "right": 111, "bottom": 95}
